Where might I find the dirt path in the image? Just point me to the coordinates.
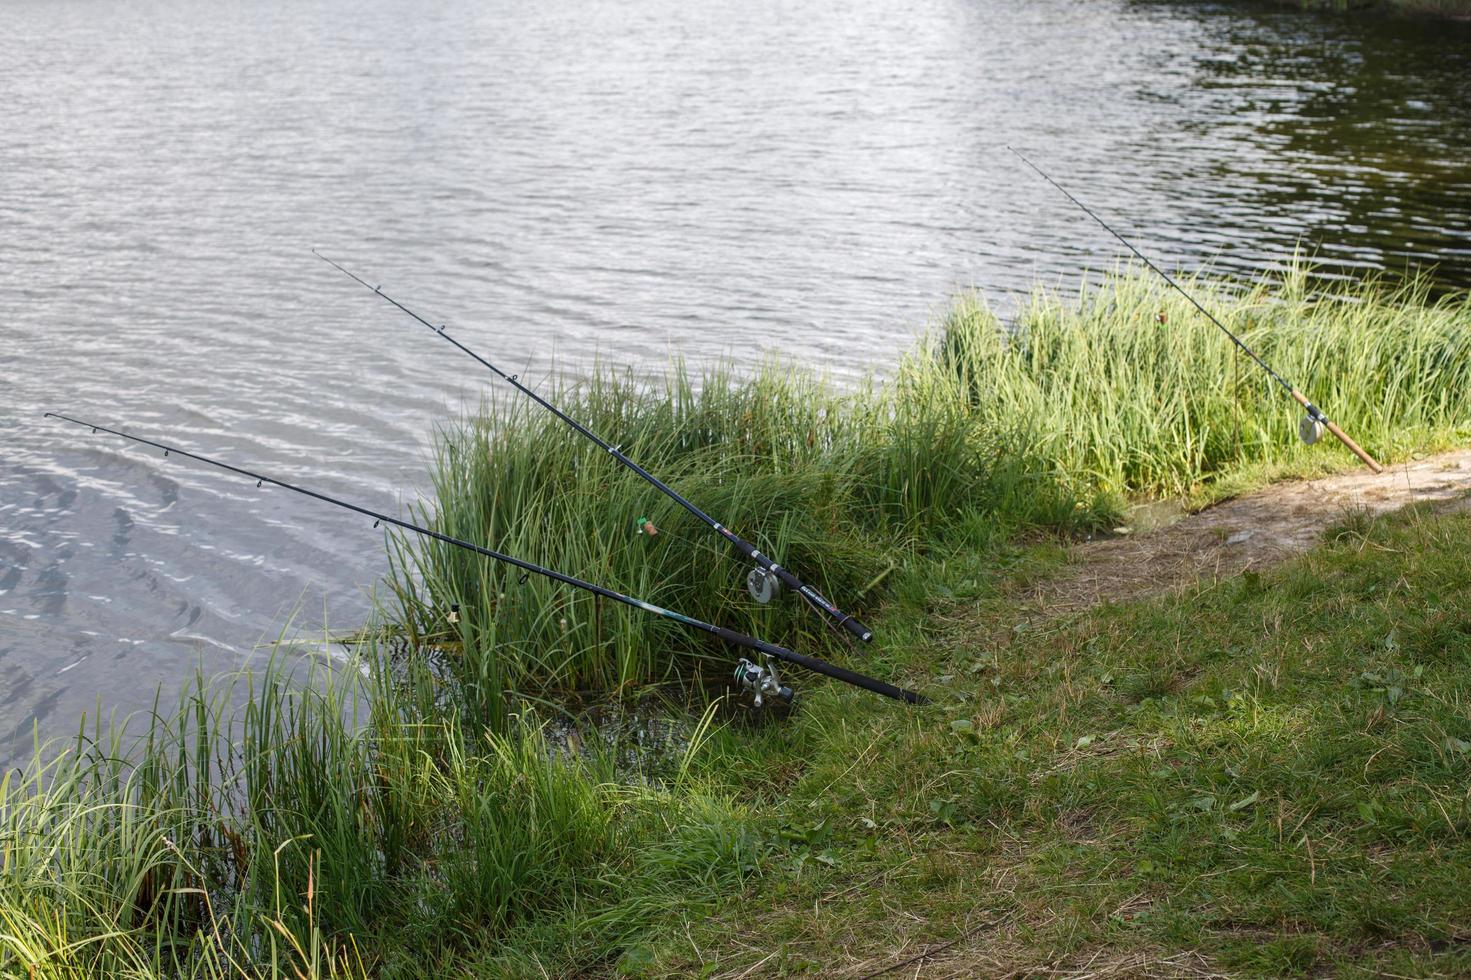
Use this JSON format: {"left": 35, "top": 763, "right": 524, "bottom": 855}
{"left": 1026, "top": 449, "right": 1471, "bottom": 616}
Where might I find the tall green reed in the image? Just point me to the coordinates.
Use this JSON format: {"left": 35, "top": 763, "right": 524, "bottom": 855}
{"left": 940, "top": 264, "right": 1471, "bottom": 497}
{"left": 0, "top": 636, "right": 667, "bottom": 978}
{"left": 369, "top": 264, "right": 1470, "bottom": 727}
{"left": 384, "top": 357, "right": 1086, "bottom": 722}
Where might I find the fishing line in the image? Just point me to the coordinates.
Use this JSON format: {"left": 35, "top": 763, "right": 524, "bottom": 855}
{"left": 45, "top": 412, "right": 924, "bottom": 705}
{"left": 313, "top": 250, "right": 879, "bottom": 642}
{"left": 1008, "top": 147, "right": 1383, "bottom": 474}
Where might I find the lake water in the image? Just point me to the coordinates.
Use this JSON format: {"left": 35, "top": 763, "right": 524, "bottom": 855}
{"left": 2, "top": 0, "right": 1468, "bottom": 762}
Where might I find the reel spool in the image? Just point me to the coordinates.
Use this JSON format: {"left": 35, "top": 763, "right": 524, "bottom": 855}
{"left": 1299, "top": 414, "right": 1325, "bottom": 445}
{"left": 746, "top": 565, "right": 781, "bottom": 604}
{"left": 734, "top": 656, "right": 793, "bottom": 708}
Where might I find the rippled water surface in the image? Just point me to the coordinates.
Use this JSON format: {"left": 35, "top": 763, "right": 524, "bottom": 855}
{"left": 2, "top": 0, "right": 1468, "bottom": 761}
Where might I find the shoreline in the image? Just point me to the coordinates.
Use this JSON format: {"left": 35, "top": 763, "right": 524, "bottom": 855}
{"left": 4, "top": 266, "right": 1469, "bottom": 978}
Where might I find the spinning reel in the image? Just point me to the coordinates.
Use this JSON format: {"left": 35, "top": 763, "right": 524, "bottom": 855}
{"left": 734, "top": 655, "right": 793, "bottom": 707}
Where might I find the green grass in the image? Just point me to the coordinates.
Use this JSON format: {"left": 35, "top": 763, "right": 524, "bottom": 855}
{"left": 4, "top": 266, "right": 1468, "bottom": 977}
{"left": 0, "top": 637, "right": 756, "bottom": 979}
{"left": 387, "top": 266, "right": 1469, "bottom": 723}
{"left": 652, "top": 501, "right": 1471, "bottom": 978}
{"left": 14, "top": 506, "right": 1470, "bottom": 977}
{"left": 384, "top": 353, "right": 1098, "bottom": 727}
{"left": 941, "top": 265, "right": 1471, "bottom": 499}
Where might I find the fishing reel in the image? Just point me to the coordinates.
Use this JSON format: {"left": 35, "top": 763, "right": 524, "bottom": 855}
{"left": 746, "top": 565, "right": 782, "bottom": 604}
{"left": 1299, "top": 414, "right": 1325, "bottom": 445}
{"left": 734, "top": 655, "right": 793, "bottom": 708}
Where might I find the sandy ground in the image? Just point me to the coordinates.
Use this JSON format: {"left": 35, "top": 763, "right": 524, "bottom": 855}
{"left": 1026, "top": 449, "right": 1471, "bottom": 616}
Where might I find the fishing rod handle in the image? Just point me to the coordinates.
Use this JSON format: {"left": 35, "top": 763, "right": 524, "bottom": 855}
{"left": 713, "top": 626, "right": 926, "bottom": 704}
{"left": 1289, "top": 390, "right": 1383, "bottom": 474}
{"left": 1324, "top": 418, "right": 1383, "bottom": 474}
{"left": 720, "top": 529, "right": 873, "bottom": 643}
{"left": 775, "top": 566, "right": 875, "bottom": 643}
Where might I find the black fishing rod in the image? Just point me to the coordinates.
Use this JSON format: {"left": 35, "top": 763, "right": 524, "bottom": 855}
{"left": 45, "top": 413, "right": 924, "bottom": 705}
{"left": 312, "top": 251, "right": 878, "bottom": 643}
{"left": 1009, "top": 147, "right": 1384, "bottom": 475}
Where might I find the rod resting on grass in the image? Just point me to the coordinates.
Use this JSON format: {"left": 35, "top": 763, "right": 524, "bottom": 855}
{"left": 45, "top": 412, "right": 926, "bottom": 706}
{"left": 1009, "top": 147, "right": 1384, "bottom": 475}
{"left": 313, "top": 250, "right": 879, "bottom": 643}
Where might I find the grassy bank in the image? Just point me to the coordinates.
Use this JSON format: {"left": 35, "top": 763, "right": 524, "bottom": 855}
{"left": 383, "top": 348, "right": 1098, "bottom": 726}
{"left": 0, "top": 639, "right": 760, "bottom": 978}
{"left": 652, "top": 498, "right": 1471, "bottom": 977}
{"left": 943, "top": 267, "right": 1470, "bottom": 499}
{"left": 388, "top": 267, "right": 1468, "bottom": 717}
{"left": 3, "top": 267, "right": 1468, "bottom": 977}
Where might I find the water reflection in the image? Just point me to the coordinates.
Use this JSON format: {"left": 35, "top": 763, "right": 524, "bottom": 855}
{"left": 1186, "top": 2, "right": 1471, "bottom": 285}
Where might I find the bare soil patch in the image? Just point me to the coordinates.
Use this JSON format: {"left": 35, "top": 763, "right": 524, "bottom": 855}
{"left": 1026, "top": 450, "right": 1471, "bottom": 616}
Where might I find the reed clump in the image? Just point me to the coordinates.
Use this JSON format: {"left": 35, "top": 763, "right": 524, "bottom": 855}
{"left": 940, "top": 265, "right": 1471, "bottom": 498}
{"left": 0, "top": 642, "right": 748, "bottom": 979}
{"left": 389, "top": 264, "right": 1469, "bottom": 717}
{"left": 386, "top": 358, "right": 1096, "bottom": 725}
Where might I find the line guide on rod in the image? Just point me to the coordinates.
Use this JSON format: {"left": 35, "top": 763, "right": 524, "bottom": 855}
{"left": 45, "top": 412, "right": 925, "bottom": 706}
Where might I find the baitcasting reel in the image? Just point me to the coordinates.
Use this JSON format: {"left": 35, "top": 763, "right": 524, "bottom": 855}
{"left": 1299, "top": 414, "right": 1325, "bottom": 445}
{"left": 746, "top": 565, "right": 782, "bottom": 604}
{"left": 734, "top": 655, "right": 793, "bottom": 708}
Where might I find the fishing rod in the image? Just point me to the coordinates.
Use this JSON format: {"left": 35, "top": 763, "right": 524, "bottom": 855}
{"left": 45, "top": 412, "right": 925, "bottom": 706}
{"left": 312, "top": 250, "right": 878, "bottom": 643}
{"left": 1008, "top": 147, "right": 1384, "bottom": 475}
